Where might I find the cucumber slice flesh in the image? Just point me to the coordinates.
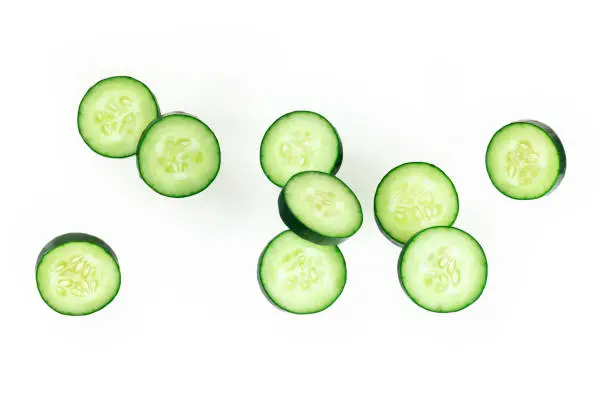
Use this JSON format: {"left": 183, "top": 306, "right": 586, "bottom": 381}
{"left": 375, "top": 162, "right": 459, "bottom": 246}
{"left": 398, "top": 227, "right": 487, "bottom": 313}
{"left": 36, "top": 233, "right": 121, "bottom": 316}
{"left": 258, "top": 230, "right": 347, "bottom": 314}
{"left": 260, "top": 111, "right": 342, "bottom": 187}
{"left": 78, "top": 76, "right": 159, "bottom": 158}
{"left": 486, "top": 120, "right": 566, "bottom": 199}
{"left": 279, "top": 171, "right": 362, "bottom": 245}
{"left": 137, "top": 113, "right": 221, "bottom": 198}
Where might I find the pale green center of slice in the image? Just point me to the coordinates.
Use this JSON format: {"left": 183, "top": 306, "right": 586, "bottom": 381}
{"left": 304, "top": 187, "right": 345, "bottom": 218}
{"left": 422, "top": 246, "right": 461, "bottom": 293}
{"left": 157, "top": 136, "right": 204, "bottom": 174}
{"left": 388, "top": 182, "right": 443, "bottom": 225}
{"left": 279, "top": 130, "right": 315, "bottom": 168}
{"left": 49, "top": 255, "right": 101, "bottom": 299}
{"left": 279, "top": 248, "right": 324, "bottom": 291}
{"left": 94, "top": 95, "right": 138, "bottom": 140}
{"left": 505, "top": 139, "right": 541, "bottom": 185}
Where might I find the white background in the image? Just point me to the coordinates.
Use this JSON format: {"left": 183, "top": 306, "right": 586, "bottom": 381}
{"left": 1, "top": 0, "right": 611, "bottom": 406}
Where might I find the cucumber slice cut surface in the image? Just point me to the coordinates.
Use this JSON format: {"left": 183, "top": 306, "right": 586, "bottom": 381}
{"left": 36, "top": 233, "right": 121, "bottom": 316}
{"left": 78, "top": 76, "right": 160, "bottom": 158}
{"left": 279, "top": 171, "right": 362, "bottom": 245}
{"left": 398, "top": 226, "right": 487, "bottom": 313}
{"left": 260, "top": 111, "right": 343, "bottom": 187}
{"left": 486, "top": 120, "right": 566, "bottom": 200}
{"left": 137, "top": 113, "right": 221, "bottom": 198}
{"left": 258, "top": 230, "right": 347, "bottom": 314}
{"left": 374, "top": 162, "right": 459, "bottom": 246}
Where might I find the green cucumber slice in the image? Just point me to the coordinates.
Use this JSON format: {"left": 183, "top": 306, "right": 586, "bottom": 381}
{"left": 137, "top": 113, "right": 221, "bottom": 198}
{"left": 260, "top": 111, "right": 343, "bottom": 187}
{"left": 485, "top": 120, "right": 566, "bottom": 200}
{"left": 278, "top": 171, "right": 362, "bottom": 245}
{"left": 398, "top": 226, "right": 487, "bottom": 313}
{"left": 78, "top": 76, "right": 160, "bottom": 158}
{"left": 36, "top": 233, "right": 121, "bottom": 316}
{"left": 374, "top": 162, "right": 459, "bottom": 246}
{"left": 258, "top": 230, "right": 347, "bottom": 314}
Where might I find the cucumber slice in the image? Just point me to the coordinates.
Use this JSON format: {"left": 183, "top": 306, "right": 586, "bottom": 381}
{"left": 260, "top": 111, "right": 343, "bottom": 187}
{"left": 398, "top": 226, "right": 487, "bottom": 313}
{"left": 36, "top": 233, "right": 121, "bottom": 316}
{"left": 278, "top": 171, "right": 362, "bottom": 245}
{"left": 374, "top": 162, "right": 459, "bottom": 246}
{"left": 258, "top": 230, "right": 347, "bottom": 314}
{"left": 486, "top": 120, "right": 566, "bottom": 200}
{"left": 137, "top": 113, "right": 221, "bottom": 198}
{"left": 78, "top": 76, "right": 160, "bottom": 158}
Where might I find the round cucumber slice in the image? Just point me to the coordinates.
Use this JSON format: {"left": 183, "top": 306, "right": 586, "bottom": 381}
{"left": 137, "top": 113, "right": 221, "bottom": 198}
{"left": 260, "top": 111, "right": 343, "bottom": 187}
{"left": 486, "top": 120, "right": 566, "bottom": 200}
{"left": 374, "top": 162, "right": 459, "bottom": 246}
{"left": 78, "top": 76, "right": 160, "bottom": 158}
{"left": 258, "top": 230, "right": 347, "bottom": 314}
{"left": 36, "top": 233, "right": 121, "bottom": 316}
{"left": 398, "top": 226, "right": 487, "bottom": 313}
{"left": 278, "top": 171, "right": 363, "bottom": 245}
